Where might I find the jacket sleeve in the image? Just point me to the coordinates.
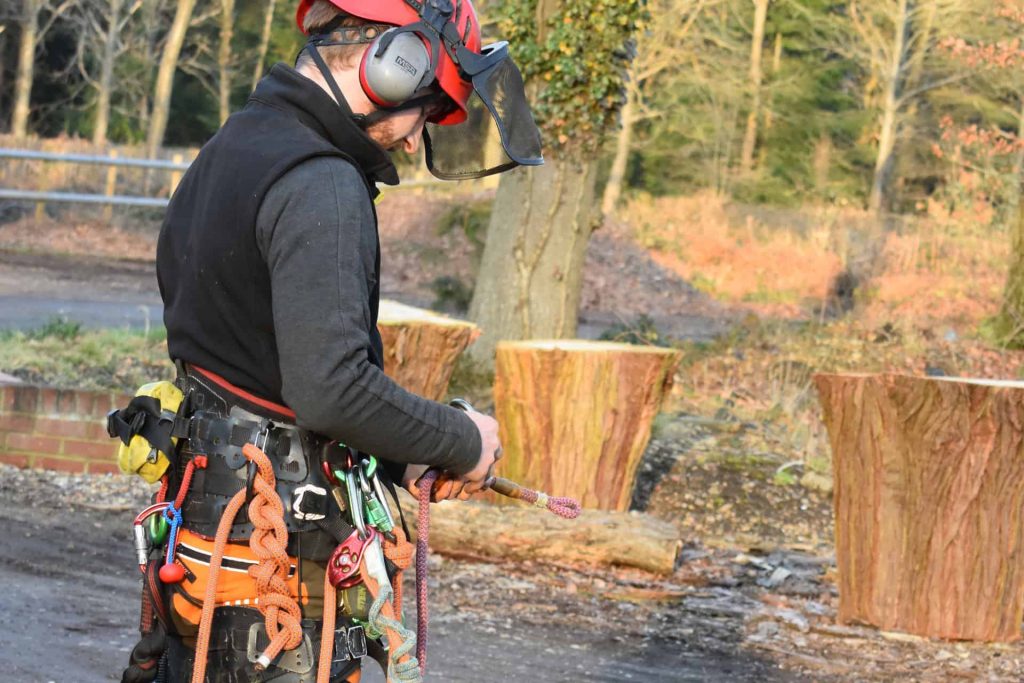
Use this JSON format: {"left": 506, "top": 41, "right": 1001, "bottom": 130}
{"left": 255, "top": 156, "right": 481, "bottom": 476}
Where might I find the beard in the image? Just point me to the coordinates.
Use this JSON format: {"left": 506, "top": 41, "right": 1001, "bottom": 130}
{"left": 365, "top": 117, "right": 401, "bottom": 151}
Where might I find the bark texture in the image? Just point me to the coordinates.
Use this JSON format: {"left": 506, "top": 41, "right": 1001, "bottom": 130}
{"left": 396, "top": 495, "right": 682, "bottom": 575}
{"left": 377, "top": 300, "right": 479, "bottom": 402}
{"left": 493, "top": 340, "right": 681, "bottom": 511}
{"left": 815, "top": 373, "right": 1024, "bottom": 641}
{"left": 468, "top": 159, "right": 598, "bottom": 364}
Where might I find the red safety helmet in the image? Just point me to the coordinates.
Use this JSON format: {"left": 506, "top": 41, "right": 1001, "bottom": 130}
{"left": 295, "top": 0, "right": 481, "bottom": 126}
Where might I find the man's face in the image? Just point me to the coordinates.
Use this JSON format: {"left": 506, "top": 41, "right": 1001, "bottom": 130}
{"left": 366, "top": 107, "right": 429, "bottom": 155}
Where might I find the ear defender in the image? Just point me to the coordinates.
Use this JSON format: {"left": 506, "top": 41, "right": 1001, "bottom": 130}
{"left": 359, "top": 29, "right": 433, "bottom": 107}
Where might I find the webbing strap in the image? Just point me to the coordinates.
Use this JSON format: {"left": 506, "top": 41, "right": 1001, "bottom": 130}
{"left": 107, "top": 396, "right": 175, "bottom": 457}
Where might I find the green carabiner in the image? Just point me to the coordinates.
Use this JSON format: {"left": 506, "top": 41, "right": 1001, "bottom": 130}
{"left": 362, "top": 455, "right": 377, "bottom": 479}
{"left": 147, "top": 510, "right": 169, "bottom": 545}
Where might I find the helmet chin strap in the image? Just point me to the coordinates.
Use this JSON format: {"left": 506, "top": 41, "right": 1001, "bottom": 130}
{"left": 302, "top": 43, "right": 441, "bottom": 131}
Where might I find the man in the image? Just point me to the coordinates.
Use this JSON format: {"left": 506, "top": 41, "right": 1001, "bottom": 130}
{"left": 138, "top": 0, "right": 543, "bottom": 681}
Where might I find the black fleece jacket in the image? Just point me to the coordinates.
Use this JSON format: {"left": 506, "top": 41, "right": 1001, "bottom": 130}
{"left": 157, "top": 64, "right": 480, "bottom": 477}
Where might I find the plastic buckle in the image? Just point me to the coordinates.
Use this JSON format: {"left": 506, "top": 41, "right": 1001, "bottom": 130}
{"left": 347, "top": 625, "right": 367, "bottom": 659}
{"left": 292, "top": 484, "right": 328, "bottom": 521}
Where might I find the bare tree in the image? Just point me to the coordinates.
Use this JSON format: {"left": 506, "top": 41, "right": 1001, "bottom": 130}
{"left": 217, "top": 0, "right": 233, "bottom": 123}
{"left": 601, "top": 0, "right": 713, "bottom": 215}
{"left": 841, "top": 0, "right": 972, "bottom": 213}
{"left": 11, "top": 0, "right": 79, "bottom": 138}
{"left": 739, "top": 0, "right": 770, "bottom": 174}
{"left": 69, "top": 0, "right": 142, "bottom": 145}
{"left": 250, "top": 0, "right": 275, "bottom": 92}
{"left": 145, "top": 0, "right": 196, "bottom": 156}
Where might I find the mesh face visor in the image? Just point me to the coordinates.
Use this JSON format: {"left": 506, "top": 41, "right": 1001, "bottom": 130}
{"left": 425, "top": 50, "right": 544, "bottom": 180}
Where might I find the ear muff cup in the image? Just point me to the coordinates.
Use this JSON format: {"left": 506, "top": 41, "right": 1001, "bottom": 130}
{"left": 359, "top": 29, "right": 433, "bottom": 107}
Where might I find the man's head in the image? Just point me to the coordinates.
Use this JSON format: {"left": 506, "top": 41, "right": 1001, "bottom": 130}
{"left": 292, "top": 0, "right": 479, "bottom": 152}
{"left": 293, "top": 0, "right": 543, "bottom": 179}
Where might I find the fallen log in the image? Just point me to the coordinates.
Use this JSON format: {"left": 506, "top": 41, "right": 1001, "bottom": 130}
{"left": 815, "top": 372, "right": 1024, "bottom": 642}
{"left": 396, "top": 494, "right": 682, "bottom": 575}
{"left": 494, "top": 340, "right": 681, "bottom": 511}
{"left": 377, "top": 300, "right": 479, "bottom": 401}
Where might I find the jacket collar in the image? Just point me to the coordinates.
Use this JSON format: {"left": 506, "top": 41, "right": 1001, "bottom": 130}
{"left": 250, "top": 64, "right": 400, "bottom": 187}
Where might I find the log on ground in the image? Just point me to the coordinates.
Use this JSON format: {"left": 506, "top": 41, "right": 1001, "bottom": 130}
{"left": 815, "top": 372, "right": 1024, "bottom": 642}
{"left": 377, "top": 299, "right": 479, "bottom": 401}
{"left": 397, "top": 495, "right": 682, "bottom": 575}
{"left": 494, "top": 340, "right": 681, "bottom": 511}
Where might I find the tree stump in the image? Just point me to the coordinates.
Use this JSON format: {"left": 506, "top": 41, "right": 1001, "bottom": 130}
{"left": 815, "top": 373, "right": 1024, "bottom": 642}
{"left": 377, "top": 300, "right": 479, "bottom": 401}
{"left": 494, "top": 340, "right": 681, "bottom": 511}
{"left": 396, "top": 494, "right": 682, "bottom": 575}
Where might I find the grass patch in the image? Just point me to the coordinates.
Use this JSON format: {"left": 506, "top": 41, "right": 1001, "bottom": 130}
{"left": 0, "top": 321, "right": 173, "bottom": 391}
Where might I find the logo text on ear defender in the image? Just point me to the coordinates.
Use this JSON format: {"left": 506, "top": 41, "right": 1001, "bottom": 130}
{"left": 394, "top": 56, "right": 418, "bottom": 77}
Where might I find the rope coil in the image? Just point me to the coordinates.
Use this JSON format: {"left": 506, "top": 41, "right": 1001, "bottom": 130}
{"left": 190, "top": 442, "right": 303, "bottom": 683}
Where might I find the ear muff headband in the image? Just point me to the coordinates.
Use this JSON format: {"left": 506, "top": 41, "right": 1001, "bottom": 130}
{"left": 359, "top": 29, "right": 435, "bottom": 107}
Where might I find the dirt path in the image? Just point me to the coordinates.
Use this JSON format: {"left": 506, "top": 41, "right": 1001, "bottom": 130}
{"left": 0, "top": 485, "right": 799, "bottom": 682}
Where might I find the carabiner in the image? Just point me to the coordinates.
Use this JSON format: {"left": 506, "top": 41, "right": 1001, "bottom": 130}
{"left": 346, "top": 463, "right": 367, "bottom": 538}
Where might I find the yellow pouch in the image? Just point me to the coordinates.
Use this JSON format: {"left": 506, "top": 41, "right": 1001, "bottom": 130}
{"left": 115, "top": 380, "right": 184, "bottom": 483}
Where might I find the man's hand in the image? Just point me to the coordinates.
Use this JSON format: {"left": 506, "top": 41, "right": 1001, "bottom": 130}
{"left": 400, "top": 408, "right": 503, "bottom": 501}
{"left": 461, "top": 408, "right": 502, "bottom": 494}
{"left": 402, "top": 464, "right": 473, "bottom": 501}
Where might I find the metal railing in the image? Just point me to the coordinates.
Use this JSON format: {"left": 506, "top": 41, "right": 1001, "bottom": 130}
{"left": 0, "top": 147, "right": 190, "bottom": 215}
{"left": 0, "top": 147, "right": 459, "bottom": 214}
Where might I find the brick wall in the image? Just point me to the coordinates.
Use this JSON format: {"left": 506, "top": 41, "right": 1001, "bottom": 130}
{"left": 0, "top": 383, "right": 132, "bottom": 474}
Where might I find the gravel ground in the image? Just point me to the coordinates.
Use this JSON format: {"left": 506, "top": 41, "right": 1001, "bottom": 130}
{"left": 0, "top": 465, "right": 799, "bottom": 682}
{"left": 2, "top": 453, "right": 1022, "bottom": 682}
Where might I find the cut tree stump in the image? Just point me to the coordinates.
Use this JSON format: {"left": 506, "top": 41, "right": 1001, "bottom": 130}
{"left": 494, "top": 340, "right": 682, "bottom": 511}
{"left": 396, "top": 494, "right": 682, "bottom": 575}
{"left": 377, "top": 300, "right": 479, "bottom": 401}
{"left": 815, "top": 373, "right": 1024, "bottom": 642}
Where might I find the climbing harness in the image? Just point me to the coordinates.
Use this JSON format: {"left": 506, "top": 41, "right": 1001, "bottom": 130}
{"left": 116, "top": 371, "right": 579, "bottom": 683}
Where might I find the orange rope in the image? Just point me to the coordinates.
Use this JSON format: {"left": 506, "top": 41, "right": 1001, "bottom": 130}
{"left": 383, "top": 528, "right": 414, "bottom": 617}
{"left": 317, "top": 572, "right": 338, "bottom": 683}
{"left": 190, "top": 443, "right": 302, "bottom": 683}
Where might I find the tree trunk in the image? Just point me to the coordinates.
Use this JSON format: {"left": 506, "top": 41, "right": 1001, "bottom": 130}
{"left": 12, "top": 0, "right": 38, "bottom": 139}
{"left": 493, "top": 340, "right": 680, "bottom": 511}
{"left": 0, "top": 30, "right": 8, "bottom": 128}
{"left": 146, "top": 0, "right": 196, "bottom": 157}
{"left": 1014, "top": 97, "right": 1024, "bottom": 198}
{"left": 377, "top": 300, "right": 480, "bottom": 402}
{"left": 92, "top": 0, "right": 124, "bottom": 146}
{"left": 217, "top": 0, "right": 234, "bottom": 124}
{"left": 600, "top": 81, "right": 636, "bottom": 216}
{"left": 815, "top": 373, "right": 1024, "bottom": 642}
{"left": 250, "top": 0, "right": 276, "bottom": 92}
{"left": 995, "top": 198, "right": 1024, "bottom": 345}
{"left": 739, "top": 0, "right": 769, "bottom": 175}
{"left": 468, "top": 158, "right": 599, "bottom": 364}
{"left": 396, "top": 495, "right": 682, "bottom": 575}
{"left": 867, "top": 0, "right": 909, "bottom": 214}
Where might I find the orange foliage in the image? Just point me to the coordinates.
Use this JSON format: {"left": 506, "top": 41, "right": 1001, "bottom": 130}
{"left": 625, "top": 192, "right": 842, "bottom": 318}
{"left": 625, "top": 192, "right": 1009, "bottom": 330}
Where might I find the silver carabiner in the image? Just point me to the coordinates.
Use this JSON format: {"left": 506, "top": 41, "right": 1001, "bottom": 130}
{"left": 346, "top": 465, "right": 367, "bottom": 538}
{"left": 369, "top": 470, "right": 396, "bottom": 530}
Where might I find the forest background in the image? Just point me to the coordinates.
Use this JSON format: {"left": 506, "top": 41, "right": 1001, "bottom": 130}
{"left": 6, "top": 0, "right": 1024, "bottom": 490}
{"left": 5, "top": 0, "right": 1024, "bottom": 218}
